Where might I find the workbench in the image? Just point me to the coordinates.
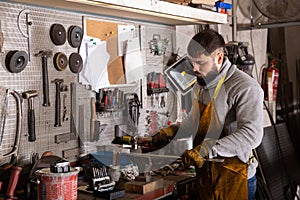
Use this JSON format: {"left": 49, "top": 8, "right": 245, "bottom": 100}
{"left": 78, "top": 174, "right": 195, "bottom": 200}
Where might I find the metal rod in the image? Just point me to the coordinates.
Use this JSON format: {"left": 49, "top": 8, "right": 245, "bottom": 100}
{"left": 232, "top": 0, "right": 237, "bottom": 41}
{"left": 238, "top": 20, "right": 300, "bottom": 31}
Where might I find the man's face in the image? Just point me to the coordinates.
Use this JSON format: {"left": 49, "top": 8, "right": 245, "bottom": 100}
{"left": 188, "top": 53, "right": 220, "bottom": 86}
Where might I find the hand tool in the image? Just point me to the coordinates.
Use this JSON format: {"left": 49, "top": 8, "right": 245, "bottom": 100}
{"left": 22, "top": 90, "right": 38, "bottom": 142}
{"left": 0, "top": 20, "right": 3, "bottom": 53}
{"left": 17, "top": 9, "right": 32, "bottom": 61}
{"left": 5, "top": 166, "right": 22, "bottom": 200}
{"left": 35, "top": 50, "right": 52, "bottom": 107}
{"left": 62, "top": 93, "right": 68, "bottom": 121}
{"left": 0, "top": 88, "right": 8, "bottom": 147}
{"left": 0, "top": 89, "right": 22, "bottom": 164}
{"left": 90, "top": 97, "right": 96, "bottom": 141}
{"left": 52, "top": 79, "right": 64, "bottom": 127}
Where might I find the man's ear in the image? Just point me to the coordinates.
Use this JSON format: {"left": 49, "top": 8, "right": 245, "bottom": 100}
{"left": 216, "top": 51, "right": 224, "bottom": 64}
{"left": 215, "top": 51, "right": 224, "bottom": 68}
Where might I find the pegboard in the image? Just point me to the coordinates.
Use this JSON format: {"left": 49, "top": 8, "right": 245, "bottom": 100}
{"left": 0, "top": 1, "right": 178, "bottom": 165}
{"left": 0, "top": 2, "right": 84, "bottom": 164}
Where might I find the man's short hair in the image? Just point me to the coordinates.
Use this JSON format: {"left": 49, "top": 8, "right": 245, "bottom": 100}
{"left": 187, "top": 29, "right": 225, "bottom": 58}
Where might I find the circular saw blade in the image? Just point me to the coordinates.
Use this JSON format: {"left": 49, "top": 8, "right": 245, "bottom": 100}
{"left": 53, "top": 52, "right": 68, "bottom": 71}
{"left": 50, "top": 23, "right": 67, "bottom": 46}
{"left": 5, "top": 50, "right": 28, "bottom": 73}
{"left": 68, "top": 25, "right": 83, "bottom": 48}
{"left": 69, "top": 52, "right": 83, "bottom": 73}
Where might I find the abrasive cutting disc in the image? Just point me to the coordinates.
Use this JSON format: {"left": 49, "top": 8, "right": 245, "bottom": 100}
{"left": 53, "top": 52, "right": 68, "bottom": 71}
{"left": 5, "top": 50, "right": 28, "bottom": 73}
{"left": 50, "top": 23, "right": 66, "bottom": 46}
{"left": 68, "top": 25, "right": 83, "bottom": 48}
{"left": 69, "top": 52, "right": 83, "bottom": 73}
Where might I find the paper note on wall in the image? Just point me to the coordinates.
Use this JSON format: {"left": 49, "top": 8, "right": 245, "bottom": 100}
{"left": 79, "top": 35, "right": 111, "bottom": 91}
{"left": 118, "top": 24, "right": 136, "bottom": 56}
{"left": 124, "top": 37, "right": 144, "bottom": 84}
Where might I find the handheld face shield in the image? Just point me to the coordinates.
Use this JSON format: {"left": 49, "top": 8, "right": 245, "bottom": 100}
{"left": 164, "top": 55, "right": 196, "bottom": 95}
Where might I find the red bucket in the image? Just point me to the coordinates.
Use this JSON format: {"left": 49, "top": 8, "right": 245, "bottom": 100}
{"left": 35, "top": 168, "right": 79, "bottom": 200}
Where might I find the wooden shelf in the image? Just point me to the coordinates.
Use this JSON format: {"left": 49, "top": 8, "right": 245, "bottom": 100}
{"left": 7, "top": 0, "right": 227, "bottom": 25}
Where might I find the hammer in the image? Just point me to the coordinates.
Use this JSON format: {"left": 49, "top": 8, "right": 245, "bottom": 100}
{"left": 22, "top": 90, "right": 38, "bottom": 142}
{"left": 52, "top": 79, "right": 63, "bottom": 127}
{"left": 34, "top": 50, "right": 52, "bottom": 107}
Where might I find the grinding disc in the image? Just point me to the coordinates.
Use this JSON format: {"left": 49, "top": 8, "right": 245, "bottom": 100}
{"left": 5, "top": 50, "right": 28, "bottom": 73}
{"left": 68, "top": 25, "right": 83, "bottom": 48}
{"left": 53, "top": 52, "right": 68, "bottom": 71}
{"left": 69, "top": 53, "right": 83, "bottom": 73}
{"left": 50, "top": 23, "right": 66, "bottom": 46}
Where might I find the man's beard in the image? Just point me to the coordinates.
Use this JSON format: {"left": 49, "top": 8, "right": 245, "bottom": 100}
{"left": 197, "top": 64, "right": 219, "bottom": 86}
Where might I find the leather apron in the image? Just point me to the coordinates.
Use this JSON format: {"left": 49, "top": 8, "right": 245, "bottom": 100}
{"left": 193, "top": 76, "right": 248, "bottom": 200}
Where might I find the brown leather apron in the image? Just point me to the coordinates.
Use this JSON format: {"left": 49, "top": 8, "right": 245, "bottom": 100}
{"left": 193, "top": 76, "right": 248, "bottom": 200}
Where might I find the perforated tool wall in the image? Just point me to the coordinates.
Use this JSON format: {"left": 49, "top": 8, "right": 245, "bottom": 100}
{"left": 0, "top": 2, "right": 85, "bottom": 164}
{"left": 0, "top": 1, "right": 177, "bottom": 165}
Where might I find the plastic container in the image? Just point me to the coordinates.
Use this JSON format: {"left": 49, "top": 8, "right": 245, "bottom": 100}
{"left": 35, "top": 168, "right": 79, "bottom": 200}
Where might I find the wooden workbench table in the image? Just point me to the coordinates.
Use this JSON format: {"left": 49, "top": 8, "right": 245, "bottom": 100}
{"left": 78, "top": 174, "right": 194, "bottom": 200}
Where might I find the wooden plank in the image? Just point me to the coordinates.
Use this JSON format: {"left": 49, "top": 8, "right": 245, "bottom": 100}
{"left": 124, "top": 177, "right": 164, "bottom": 194}
{"left": 63, "top": 147, "right": 80, "bottom": 159}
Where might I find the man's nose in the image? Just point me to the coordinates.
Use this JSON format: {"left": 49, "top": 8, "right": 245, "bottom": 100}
{"left": 193, "top": 63, "right": 199, "bottom": 72}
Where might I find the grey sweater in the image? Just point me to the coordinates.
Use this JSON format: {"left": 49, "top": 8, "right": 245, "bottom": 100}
{"left": 174, "top": 57, "right": 264, "bottom": 178}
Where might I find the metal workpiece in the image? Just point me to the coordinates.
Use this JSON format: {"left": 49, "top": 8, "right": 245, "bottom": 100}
{"left": 22, "top": 90, "right": 38, "bottom": 142}
{"left": 35, "top": 50, "right": 53, "bottom": 107}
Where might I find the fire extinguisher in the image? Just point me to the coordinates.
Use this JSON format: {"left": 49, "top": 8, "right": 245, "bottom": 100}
{"left": 261, "top": 59, "right": 280, "bottom": 101}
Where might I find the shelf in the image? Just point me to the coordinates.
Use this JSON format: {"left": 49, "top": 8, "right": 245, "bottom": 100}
{"left": 6, "top": 0, "right": 227, "bottom": 25}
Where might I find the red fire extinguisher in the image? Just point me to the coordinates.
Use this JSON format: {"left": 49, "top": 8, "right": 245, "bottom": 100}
{"left": 261, "top": 59, "right": 280, "bottom": 101}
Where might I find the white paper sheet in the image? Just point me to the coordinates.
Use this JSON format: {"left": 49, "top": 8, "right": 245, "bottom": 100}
{"left": 79, "top": 35, "right": 111, "bottom": 91}
{"left": 124, "top": 37, "right": 144, "bottom": 84}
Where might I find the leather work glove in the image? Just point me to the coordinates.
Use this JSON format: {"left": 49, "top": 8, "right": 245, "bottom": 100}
{"left": 181, "top": 138, "right": 217, "bottom": 168}
{"left": 181, "top": 148, "right": 205, "bottom": 168}
{"left": 150, "top": 125, "right": 179, "bottom": 148}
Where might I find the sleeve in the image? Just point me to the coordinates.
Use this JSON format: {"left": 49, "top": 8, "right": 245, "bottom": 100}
{"left": 212, "top": 83, "right": 264, "bottom": 163}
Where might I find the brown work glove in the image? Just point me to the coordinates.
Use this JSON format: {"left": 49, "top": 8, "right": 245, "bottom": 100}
{"left": 181, "top": 148, "right": 205, "bottom": 168}
{"left": 150, "top": 125, "right": 179, "bottom": 148}
{"left": 181, "top": 138, "right": 217, "bottom": 168}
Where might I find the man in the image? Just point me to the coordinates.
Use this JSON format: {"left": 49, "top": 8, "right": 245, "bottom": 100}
{"left": 146, "top": 29, "right": 264, "bottom": 199}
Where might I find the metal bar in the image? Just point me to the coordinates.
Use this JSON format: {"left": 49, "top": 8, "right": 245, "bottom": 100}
{"left": 238, "top": 20, "right": 300, "bottom": 31}
{"left": 231, "top": 0, "right": 237, "bottom": 41}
